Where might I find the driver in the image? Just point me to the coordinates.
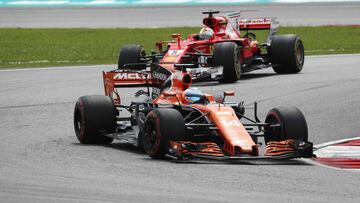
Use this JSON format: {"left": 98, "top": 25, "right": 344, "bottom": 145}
{"left": 184, "top": 87, "right": 207, "bottom": 104}
{"left": 198, "top": 27, "right": 214, "bottom": 40}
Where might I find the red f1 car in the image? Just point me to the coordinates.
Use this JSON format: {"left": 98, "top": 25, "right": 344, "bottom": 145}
{"left": 73, "top": 33, "right": 312, "bottom": 161}
{"left": 117, "top": 11, "right": 305, "bottom": 84}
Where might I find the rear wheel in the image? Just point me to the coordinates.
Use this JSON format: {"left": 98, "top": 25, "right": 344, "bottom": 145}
{"left": 270, "top": 35, "right": 304, "bottom": 74}
{"left": 213, "top": 42, "right": 242, "bottom": 83}
{"left": 74, "top": 95, "right": 116, "bottom": 144}
{"left": 142, "top": 108, "right": 186, "bottom": 159}
{"left": 118, "top": 44, "right": 146, "bottom": 70}
{"left": 264, "top": 107, "right": 308, "bottom": 144}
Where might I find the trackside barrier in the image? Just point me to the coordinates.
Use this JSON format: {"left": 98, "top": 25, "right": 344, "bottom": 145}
{"left": 1, "top": 0, "right": 359, "bottom": 7}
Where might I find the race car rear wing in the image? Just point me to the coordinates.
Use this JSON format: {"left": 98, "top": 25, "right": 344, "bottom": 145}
{"left": 102, "top": 69, "right": 161, "bottom": 105}
{"left": 238, "top": 18, "right": 274, "bottom": 30}
{"left": 238, "top": 17, "right": 279, "bottom": 43}
{"left": 103, "top": 70, "right": 156, "bottom": 88}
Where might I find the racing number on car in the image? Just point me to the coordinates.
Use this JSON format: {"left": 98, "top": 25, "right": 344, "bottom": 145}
{"left": 169, "top": 50, "right": 183, "bottom": 56}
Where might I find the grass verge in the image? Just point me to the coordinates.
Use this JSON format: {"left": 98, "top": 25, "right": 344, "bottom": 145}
{"left": 1, "top": 26, "right": 359, "bottom": 69}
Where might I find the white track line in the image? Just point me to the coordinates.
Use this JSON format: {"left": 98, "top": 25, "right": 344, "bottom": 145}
{"left": 303, "top": 158, "right": 360, "bottom": 173}
{"left": 311, "top": 137, "right": 360, "bottom": 172}
{"left": 314, "top": 136, "right": 360, "bottom": 150}
{"left": 315, "top": 146, "right": 360, "bottom": 158}
{"left": 307, "top": 53, "right": 360, "bottom": 58}
{"left": 0, "top": 64, "right": 116, "bottom": 72}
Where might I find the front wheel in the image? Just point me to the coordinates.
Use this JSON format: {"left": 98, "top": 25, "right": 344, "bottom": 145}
{"left": 269, "top": 35, "right": 304, "bottom": 74}
{"left": 142, "top": 108, "right": 186, "bottom": 159}
{"left": 264, "top": 106, "right": 308, "bottom": 144}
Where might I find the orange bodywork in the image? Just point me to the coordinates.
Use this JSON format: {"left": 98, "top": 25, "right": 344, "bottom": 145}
{"left": 103, "top": 63, "right": 258, "bottom": 156}
{"left": 169, "top": 141, "right": 224, "bottom": 157}
{"left": 192, "top": 104, "right": 258, "bottom": 156}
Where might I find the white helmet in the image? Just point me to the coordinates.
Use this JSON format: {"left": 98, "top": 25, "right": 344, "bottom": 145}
{"left": 199, "top": 27, "right": 214, "bottom": 40}
{"left": 185, "top": 87, "right": 203, "bottom": 104}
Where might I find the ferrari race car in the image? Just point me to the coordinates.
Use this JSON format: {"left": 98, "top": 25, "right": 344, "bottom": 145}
{"left": 117, "top": 11, "right": 305, "bottom": 83}
{"left": 73, "top": 56, "right": 313, "bottom": 161}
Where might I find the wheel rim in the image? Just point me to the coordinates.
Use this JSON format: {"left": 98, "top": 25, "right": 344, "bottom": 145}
{"left": 295, "top": 43, "right": 304, "bottom": 67}
{"left": 265, "top": 115, "right": 281, "bottom": 143}
{"left": 233, "top": 47, "right": 241, "bottom": 78}
{"left": 74, "top": 109, "right": 83, "bottom": 137}
{"left": 144, "top": 121, "right": 157, "bottom": 153}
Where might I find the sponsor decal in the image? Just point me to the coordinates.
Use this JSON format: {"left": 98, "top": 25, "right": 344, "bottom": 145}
{"left": 152, "top": 71, "right": 168, "bottom": 81}
{"left": 113, "top": 72, "right": 148, "bottom": 80}
{"left": 239, "top": 18, "right": 271, "bottom": 24}
{"left": 220, "top": 120, "right": 241, "bottom": 127}
{"left": 151, "top": 64, "right": 172, "bottom": 82}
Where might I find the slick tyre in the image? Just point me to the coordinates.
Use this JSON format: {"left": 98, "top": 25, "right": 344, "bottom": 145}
{"left": 264, "top": 107, "right": 308, "bottom": 144}
{"left": 74, "top": 95, "right": 116, "bottom": 144}
{"left": 270, "top": 35, "right": 304, "bottom": 74}
{"left": 213, "top": 42, "right": 242, "bottom": 83}
{"left": 118, "top": 44, "right": 146, "bottom": 70}
{"left": 143, "top": 108, "right": 186, "bottom": 159}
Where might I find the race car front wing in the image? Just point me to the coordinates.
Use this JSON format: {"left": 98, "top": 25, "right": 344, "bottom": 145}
{"left": 167, "top": 139, "right": 314, "bottom": 161}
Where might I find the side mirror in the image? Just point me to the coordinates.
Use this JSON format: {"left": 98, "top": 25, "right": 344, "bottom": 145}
{"left": 171, "top": 33, "right": 181, "bottom": 38}
{"left": 222, "top": 91, "right": 235, "bottom": 103}
{"left": 224, "top": 91, "right": 235, "bottom": 97}
{"left": 155, "top": 41, "right": 163, "bottom": 53}
{"left": 171, "top": 33, "right": 181, "bottom": 49}
{"left": 214, "top": 95, "right": 224, "bottom": 104}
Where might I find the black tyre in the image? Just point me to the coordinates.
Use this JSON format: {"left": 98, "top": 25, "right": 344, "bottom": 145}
{"left": 270, "top": 34, "right": 304, "bottom": 74}
{"left": 74, "top": 95, "right": 116, "bottom": 144}
{"left": 142, "top": 108, "right": 186, "bottom": 159}
{"left": 213, "top": 42, "right": 242, "bottom": 83}
{"left": 264, "top": 107, "right": 308, "bottom": 144}
{"left": 118, "top": 44, "right": 146, "bottom": 70}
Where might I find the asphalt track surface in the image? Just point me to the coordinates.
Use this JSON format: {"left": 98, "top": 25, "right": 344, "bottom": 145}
{"left": 1, "top": 54, "right": 360, "bottom": 202}
{"left": 1, "top": 2, "right": 360, "bottom": 28}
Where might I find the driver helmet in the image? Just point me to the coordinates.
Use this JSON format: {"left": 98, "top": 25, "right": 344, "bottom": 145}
{"left": 185, "top": 87, "right": 203, "bottom": 104}
{"left": 199, "top": 27, "right": 214, "bottom": 40}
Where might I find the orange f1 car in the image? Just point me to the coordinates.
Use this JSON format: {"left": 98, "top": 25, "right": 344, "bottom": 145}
{"left": 73, "top": 52, "right": 313, "bottom": 161}
{"left": 116, "top": 11, "right": 304, "bottom": 84}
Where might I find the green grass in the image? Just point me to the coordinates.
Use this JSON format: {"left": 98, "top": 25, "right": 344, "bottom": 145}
{"left": 0, "top": 26, "right": 359, "bottom": 69}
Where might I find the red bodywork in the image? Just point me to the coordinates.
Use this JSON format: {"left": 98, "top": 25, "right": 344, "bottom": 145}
{"left": 152, "top": 15, "right": 273, "bottom": 74}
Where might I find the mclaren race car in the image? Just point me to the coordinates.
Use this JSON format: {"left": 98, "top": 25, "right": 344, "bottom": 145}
{"left": 73, "top": 60, "right": 313, "bottom": 161}
{"left": 117, "top": 11, "right": 305, "bottom": 83}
